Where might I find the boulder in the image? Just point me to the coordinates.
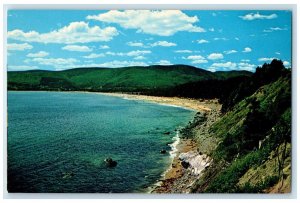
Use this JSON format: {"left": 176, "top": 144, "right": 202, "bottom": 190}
{"left": 104, "top": 158, "right": 117, "bottom": 167}
{"left": 163, "top": 131, "right": 171, "bottom": 135}
{"left": 160, "top": 149, "right": 167, "bottom": 154}
{"left": 181, "top": 161, "right": 190, "bottom": 169}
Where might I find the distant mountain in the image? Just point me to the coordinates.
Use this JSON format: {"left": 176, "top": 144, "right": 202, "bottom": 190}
{"left": 7, "top": 65, "right": 252, "bottom": 92}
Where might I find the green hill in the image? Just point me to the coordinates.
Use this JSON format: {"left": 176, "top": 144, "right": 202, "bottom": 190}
{"left": 189, "top": 60, "right": 291, "bottom": 193}
{"left": 7, "top": 65, "right": 251, "bottom": 92}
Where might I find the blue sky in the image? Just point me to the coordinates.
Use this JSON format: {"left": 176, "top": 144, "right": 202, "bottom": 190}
{"left": 7, "top": 10, "right": 291, "bottom": 72}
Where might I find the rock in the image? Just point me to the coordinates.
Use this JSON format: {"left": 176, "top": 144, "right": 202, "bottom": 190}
{"left": 62, "top": 172, "right": 74, "bottom": 179}
{"left": 163, "top": 131, "right": 171, "bottom": 135}
{"left": 104, "top": 157, "right": 117, "bottom": 167}
{"left": 181, "top": 161, "right": 190, "bottom": 169}
{"left": 160, "top": 149, "right": 167, "bottom": 154}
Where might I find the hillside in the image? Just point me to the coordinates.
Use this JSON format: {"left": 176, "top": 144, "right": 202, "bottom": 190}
{"left": 188, "top": 60, "right": 291, "bottom": 193}
{"left": 7, "top": 65, "right": 251, "bottom": 93}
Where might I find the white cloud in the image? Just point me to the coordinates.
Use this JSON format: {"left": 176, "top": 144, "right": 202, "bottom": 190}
{"left": 7, "top": 65, "right": 38, "bottom": 71}
{"left": 7, "top": 43, "right": 33, "bottom": 51}
{"left": 238, "top": 62, "right": 257, "bottom": 71}
{"left": 242, "top": 47, "right": 252, "bottom": 53}
{"left": 134, "top": 56, "right": 146, "bottom": 60}
{"left": 31, "top": 57, "right": 79, "bottom": 67}
{"left": 8, "top": 21, "right": 118, "bottom": 44}
{"left": 275, "top": 52, "right": 281, "bottom": 55}
{"left": 184, "top": 55, "right": 207, "bottom": 64}
{"left": 241, "top": 59, "right": 250, "bottom": 62}
{"left": 150, "top": 41, "right": 177, "bottom": 47}
{"left": 84, "top": 60, "right": 148, "bottom": 68}
{"left": 211, "top": 62, "right": 237, "bottom": 70}
{"left": 87, "top": 10, "right": 205, "bottom": 36}
{"left": 174, "top": 50, "right": 192, "bottom": 53}
{"left": 99, "top": 45, "right": 110, "bottom": 49}
{"left": 155, "top": 60, "right": 172, "bottom": 65}
{"left": 283, "top": 61, "right": 290, "bottom": 67}
{"left": 105, "top": 50, "right": 151, "bottom": 57}
{"left": 127, "top": 42, "right": 145, "bottom": 47}
{"left": 224, "top": 50, "right": 237, "bottom": 54}
{"left": 197, "top": 39, "right": 209, "bottom": 44}
{"left": 207, "top": 53, "right": 224, "bottom": 60}
{"left": 239, "top": 13, "right": 278, "bottom": 21}
{"left": 186, "top": 55, "right": 205, "bottom": 60}
{"left": 213, "top": 37, "right": 228, "bottom": 41}
{"left": 258, "top": 57, "right": 278, "bottom": 62}
{"left": 83, "top": 53, "right": 105, "bottom": 59}
{"left": 26, "top": 51, "right": 49, "bottom": 58}
{"left": 263, "top": 27, "right": 287, "bottom": 32}
{"left": 235, "top": 37, "right": 240, "bottom": 40}
{"left": 209, "top": 28, "right": 215, "bottom": 32}
{"left": 62, "top": 45, "right": 92, "bottom": 52}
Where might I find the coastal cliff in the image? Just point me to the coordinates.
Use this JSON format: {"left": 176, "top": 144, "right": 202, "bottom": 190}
{"left": 154, "top": 60, "right": 291, "bottom": 193}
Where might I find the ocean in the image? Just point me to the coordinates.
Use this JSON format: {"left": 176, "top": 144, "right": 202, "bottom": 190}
{"left": 7, "top": 91, "right": 195, "bottom": 193}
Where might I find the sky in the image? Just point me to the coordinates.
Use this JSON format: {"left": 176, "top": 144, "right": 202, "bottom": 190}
{"left": 6, "top": 10, "right": 292, "bottom": 72}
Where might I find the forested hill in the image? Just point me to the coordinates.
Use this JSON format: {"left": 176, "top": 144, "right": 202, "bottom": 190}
{"left": 7, "top": 64, "right": 252, "bottom": 92}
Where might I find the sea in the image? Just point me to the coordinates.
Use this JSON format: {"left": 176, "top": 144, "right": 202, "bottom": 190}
{"left": 7, "top": 91, "right": 195, "bottom": 193}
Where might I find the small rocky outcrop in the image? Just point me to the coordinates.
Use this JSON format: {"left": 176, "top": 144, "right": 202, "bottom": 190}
{"left": 104, "top": 158, "right": 118, "bottom": 167}
{"left": 160, "top": 149, "right": 167, "bottom": 154}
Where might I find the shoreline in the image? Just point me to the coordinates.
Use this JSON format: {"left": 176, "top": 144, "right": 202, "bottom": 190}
{"left": 95, "top": 92, "right": 214, "bottom": 112}
{"left": 9, "top": 90, "right": 220, "bottom": 193}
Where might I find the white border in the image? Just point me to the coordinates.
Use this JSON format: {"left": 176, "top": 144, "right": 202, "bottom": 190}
{"left": 1, "top": 1, "right": 299, "bottom": 202}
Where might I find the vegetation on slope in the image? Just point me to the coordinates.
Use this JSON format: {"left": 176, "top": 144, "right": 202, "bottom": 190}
{"left": 190, "top": 59, "right": 291, "bottom": 193}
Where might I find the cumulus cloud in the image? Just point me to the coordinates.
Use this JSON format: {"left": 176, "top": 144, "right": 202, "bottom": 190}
{"left": 26, "top": 51, "right": 49, "bottom": 58}
{"left": 186, "top": 55, "right": 205, "bottom": 60}
{"left": 99, "top": 45, "right": 110, "bottom": 49}
{"left": 283, "top": 61, "right": 290, "bottom": 66}
{"left": 62, "top": 45, "right": 92, "bottom": 52}
{"left": 8, "top": 21, "right": 118, "bottom": 44}
{"left": 207, "top": 53, "right": 224, "bottom": 60}
{"left": 211, "top": 62, "right": 237, "bottom": 69}
{"left": 7, "top": 65, "right": 38, "bottom": 71}
{"left": 127, "top": 42, "right": 145, "bottom": 47}
{"left": 239, "top": 13, "right": 277, "bottom": 21}
{"left": 150, "top": 41, "right": 177, "bottom": 47}
{"left": 86, "top": 10, "right": 205, "bottom": 36}
{"left": 238, "top": 62, "right": 257, "bottom": 71}
{"left": 243, "top": 47, "right": 252, "bottom": 53}
{"left": 197, "top": 39, "right": 209, "bottom": 44}
{"left": 155, "top": 60, "right": 172, "bottom": 65}
{"left": 213, "top": 37, "right": 228, "bottom": 41}
{"left": 86, "top": 60, "right": 148, "bottom": 68}
{"left": 258, "top": 57, "right": 277, "bottom": 62}
{"left": 7, "top": 43, "right": 33, "bottom": 51}
{"left": 83, "top": 53, "right": 105, "bottom": 59}
{"left": 184, "top": 55, "right": 208, "bottom": 64}
{"left": 31, "top": 57, "right": 79, "bottom": 67}
{"left": 174, "top": 50, "right": 193, "bottom": 53}
{"left": 224, "top": 50, "right": 237, "bottom": 54}
{"left": 105, "top": 50, "right": 151, "bottom": 57}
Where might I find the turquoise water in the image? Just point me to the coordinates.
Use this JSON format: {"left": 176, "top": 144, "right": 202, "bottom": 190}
{"left": 7, "top": 91, "right": 194, "bottom": 193}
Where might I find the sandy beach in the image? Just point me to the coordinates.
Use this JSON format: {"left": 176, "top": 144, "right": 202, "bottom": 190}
{"left": 97, "top": 92, "right": 218, "bottom": 112}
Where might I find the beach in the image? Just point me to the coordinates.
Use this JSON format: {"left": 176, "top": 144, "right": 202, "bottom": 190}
{"left": 96, "top": 92, "right": 221, "bottom": 193}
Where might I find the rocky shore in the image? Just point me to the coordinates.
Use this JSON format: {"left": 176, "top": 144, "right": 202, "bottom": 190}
{"left": 152, "top": 101, "right": 221, "bottom": 193}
